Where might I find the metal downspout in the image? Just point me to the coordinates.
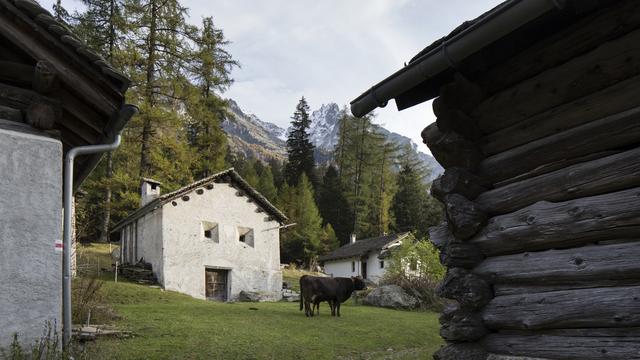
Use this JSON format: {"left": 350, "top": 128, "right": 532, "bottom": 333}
{"left": 62, "top": 105, "right": 137, "bottom": 347}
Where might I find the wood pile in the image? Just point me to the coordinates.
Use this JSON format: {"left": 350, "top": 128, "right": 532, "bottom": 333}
{"left": 119, "top": 259, "right": 156, "bottom": 284}
{"left": 425, "top": 3, "right": 640, "bottom": 358}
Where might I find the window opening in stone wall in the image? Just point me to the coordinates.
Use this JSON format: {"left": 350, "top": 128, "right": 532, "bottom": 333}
{"left": 380, "top": 260, "right": 384, "bottom": 269}
{"left": 202, "top": 221, "right": 219, "bottom": 243}
{"left": 237, "top": 226, "right": 254, "bottom": 247}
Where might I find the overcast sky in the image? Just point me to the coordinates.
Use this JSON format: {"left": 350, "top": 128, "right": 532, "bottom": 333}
{"left": 41, "top": 0, "right": 502, "bottom": 153}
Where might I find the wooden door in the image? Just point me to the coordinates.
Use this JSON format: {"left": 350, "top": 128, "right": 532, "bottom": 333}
{"left": 205, "top": 269, "right": 228, "bottom": 301}
{"left": 361, "top": 262, "right": 367, "bottom": 279}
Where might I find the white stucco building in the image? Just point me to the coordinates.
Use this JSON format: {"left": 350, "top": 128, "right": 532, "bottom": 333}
{"left": 319, "top": 233, "right": 410, "bottom": 283}
{"left": 112, "top": 169, "right": 287, "bottom": 301}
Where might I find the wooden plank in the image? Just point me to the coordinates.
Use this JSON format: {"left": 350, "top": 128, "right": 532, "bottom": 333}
{"left": 0, "top": 104, "right": 22, "bottom": 122}
{"left": 0, "top": 60, "right": 33, "bottom": 85}
{"left": 476, "top": 146, "right": 640, "bottom": 215}
{"left": 473, "top": 241, "right": 640, "bottom": 285}
{"left": 480, "top": 72, "right": 640, "bottom": 157}
{"left": 492, "top": 150, "right": 620, "bottom": 188}
{"left": 475, "top": 0, "right": 640, "bottom": 103}
{"left": 494, "top": 279, "right": 640, "bottom": 297}
{"left": 477, "top": 105, "right": 640, "bottom": 184}
{"left": 437, "top": 267, "right": 493, "bottom": 310}
{"left": 483, "top": 286, "right": 640, "bottom": 330}
{"left": 483, "top": 332, "right": 640, "bottom": 359}
{"left": 470, "top": 187, "right": 640, "bottom": 256}
{"left": 475, "top": 27, "right": 640, "bottom": 136}
{"left": 440, "top": 303, "right": 488, "bottom": 342}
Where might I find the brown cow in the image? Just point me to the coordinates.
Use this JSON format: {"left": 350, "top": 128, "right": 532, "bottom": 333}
{"left": 299, "top": 275, "right": 366, "bottom": 317}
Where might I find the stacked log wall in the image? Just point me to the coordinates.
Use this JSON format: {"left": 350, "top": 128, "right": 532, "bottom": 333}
{"left": 427, "top": 2, "right": 640, "bottom": 358}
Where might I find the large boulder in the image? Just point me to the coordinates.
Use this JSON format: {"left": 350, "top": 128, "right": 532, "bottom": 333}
{"left": 281, "top": 289, "right": 300, "bottom": 302}
{"left": 363, "top": 285, "right": 419, "bottom": 310}
{"left": 238, "top": 290, "right": 278, "bottom": 302}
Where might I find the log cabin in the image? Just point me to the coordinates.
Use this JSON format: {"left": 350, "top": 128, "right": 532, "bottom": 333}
{"left": 0, "top": 0, "right": 133, "bottom": 347}
{"left": 351, "top": 0, "right": 640, "bottom": 359}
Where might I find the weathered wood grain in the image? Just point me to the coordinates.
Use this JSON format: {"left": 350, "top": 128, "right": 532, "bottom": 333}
{"left": 432, "top": 167, "right": 488, "bottom": 202}
{"left": 473, "top": 241, "right": 640, "bottom": 285}
{"left": 476, "top": 146, "right": 640, "bottom": 215}
{"left": 477, "top": 105, "right": 640, "bottom": 185}
{"left": 481, "top": 73, "right": 640, "bottom": 157}
{"left": 471, "top": 187, "right": 640, "bottom": 256}
{"left": 492, "top": 150, "right": 621, "bottom": 189}
{"left": 475, "top": 0, "right": 640, "bottom": 111}
{"left": 475, "top": 27, "right": 640, "bottom": 138}
{"left": 429, "top": 222, "right": 452, "bottom": 251}
{"left": 433, "top": 343, "right": 487, "bottom": 360}
{"left": 422, "top": 123, "right": 483, "bottom": 171}
{"left": 483, "top": 332, "right": 640, "bottom": 360}
{"left": 444, "top": 194, "right": 487, "bottom": 240}
{"left": 25, "top": 101, "right": 55, "bottom": 129}
{"left": 435, "top": 73, "right": 484, "bottom": 115}
{"left": 0, "top": 104, "right": 22, "bottom": 122}
{"left": 483, "top": 286, "right": 640, "bottom": 330}
{"left": 437, "top": 268, "right": 493, "bottom": 310}
{"left": 494, "top": 279, "right": 640, "bottom": 297}
{"left": 440, "top": 303, "right": 488, "bottom": 342}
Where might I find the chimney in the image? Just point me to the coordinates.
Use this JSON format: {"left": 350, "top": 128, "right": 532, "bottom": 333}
{"left": 140, "top": 178, "right": 162, "bottom": 207}
{"left": 350, "top": 233, "right": 357, "bottom": 244}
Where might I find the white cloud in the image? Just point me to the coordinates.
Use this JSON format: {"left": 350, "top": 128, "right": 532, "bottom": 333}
{"left": 41, "top": 0, "right": 504, "bottom": 153}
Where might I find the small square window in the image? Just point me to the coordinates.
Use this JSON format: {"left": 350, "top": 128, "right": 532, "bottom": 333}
{"left": 237, "top": 226, "right": 254, "bottom": 248}
{"left": 203, "top": 222, "right": 219, "bottom": 243}
{"left": 380, "top": 261, "right": 384, "bottom": 269}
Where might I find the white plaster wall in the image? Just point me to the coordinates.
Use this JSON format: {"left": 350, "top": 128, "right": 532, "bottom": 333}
{"left": 0, "top": 129, "right": 62, "bottom": 347}
{"left": 135, "top": 209, "right": 164, "bottom": 284}
{"left": 160, "top": 183, "right": 282, "bottom": 301}
{"left": 324, "top": 253, "right": 391, "bottom": 283}
{"left": 366, "top": 252, "right": 389, "bottom": 283}
{"left": 324, "top": 257, "right": 358, "bottom": 278}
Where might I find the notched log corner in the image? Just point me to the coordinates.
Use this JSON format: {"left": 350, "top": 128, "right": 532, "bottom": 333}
{"left": 431, "top": 167, "right": 489, "bottom": 202}
{"left": 430, "top": 222, "right": 484, "bottom": 268}
{"left": 445, "top": 194, "right": 487, "bottom": 240}
{"left": 422, "top": 123, "right": 483, "bottom": 171}
{"left": 433, "top": 342, "right": 488, "bottom": 360}
{"left": 440, "top": 303, "right": 488, "bottom": 342}
{"left": 437, "top": 268, "right": 493, "bottom": 310}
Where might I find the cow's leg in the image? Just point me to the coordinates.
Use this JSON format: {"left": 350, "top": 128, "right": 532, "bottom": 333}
{"left": 337, "top": 302, "right": 341, "bottom": 317}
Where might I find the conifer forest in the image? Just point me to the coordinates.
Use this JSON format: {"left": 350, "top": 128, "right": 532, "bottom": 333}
{"left": 61, "top": 0, "right": 442, "bottom": 266}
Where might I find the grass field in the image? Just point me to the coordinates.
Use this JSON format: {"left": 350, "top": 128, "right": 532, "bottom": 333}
{"left": 76, "top": 243, "right": 443, "bottom": 360}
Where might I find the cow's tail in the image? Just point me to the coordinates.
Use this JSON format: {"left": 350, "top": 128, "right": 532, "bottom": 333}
{"left": 299, "top": 275, "right": 306, "bottom": 311}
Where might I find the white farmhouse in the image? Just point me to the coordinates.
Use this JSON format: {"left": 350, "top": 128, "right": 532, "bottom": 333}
{"left": 112, "top": 169, "right": 287, "bottom": 301}
{"left": 319, "top": 233, "right": 410, "bottom": 283}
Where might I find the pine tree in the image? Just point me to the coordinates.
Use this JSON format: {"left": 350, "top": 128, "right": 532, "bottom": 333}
{"left": 317, "top": 165, "right": 353, "bottom": 245}
{"left": 257, "top": 166, "right": 278, "bottom": 203}
{"left": 293, "top": 174, "right": 323, "bottom": 267}
{"left": 185, "top": 17, "right": 238, "bottom": 178}
{"left": 284, "top": 97, "right": 315, "bottom": 186}
{"left": 71, "top": 0, "right": 127, "bottom": 242}
{"left": 320, "top": 223, "right": 339, "bottom": 255}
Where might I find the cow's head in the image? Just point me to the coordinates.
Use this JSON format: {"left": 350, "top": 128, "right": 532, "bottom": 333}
{"left": 351, "top": 276, "right": 367, "bottom": 290}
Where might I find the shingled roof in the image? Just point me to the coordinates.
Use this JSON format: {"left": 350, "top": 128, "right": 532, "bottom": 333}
{"left": 319, "top": 233, "right": 410, "bottom": 262}
{"left": 112, "top": 168, "right": 288, "bottom": 233}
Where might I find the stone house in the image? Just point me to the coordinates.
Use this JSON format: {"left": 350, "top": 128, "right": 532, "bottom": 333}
{"left": 112, "top": 168, "right": 287, "bottom": 301}
{"left": 0, "top": 0, "right": 132, "bottom": 347}
{"left": 319, "top": 233, "right": 410, "bottom": 283}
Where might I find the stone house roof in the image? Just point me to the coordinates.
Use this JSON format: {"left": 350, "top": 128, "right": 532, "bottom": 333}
{"left": 112, "top": 168, "right": 288, "bottom": 233}
{"left": 319, "top": 233, "right": 410, "bottom": 263}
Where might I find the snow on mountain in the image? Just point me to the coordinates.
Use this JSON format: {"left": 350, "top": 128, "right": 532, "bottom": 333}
{"left": 309, "top": 103, "right": 342, "bottom": 151}
{"left": 222, "top": 99, "right": 443, "bottom": 180}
